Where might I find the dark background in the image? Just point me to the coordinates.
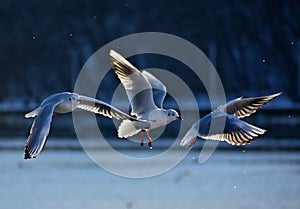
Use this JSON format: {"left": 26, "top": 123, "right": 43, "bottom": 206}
{"left": 0, "top": 0, "right": 299, "bottom": 138}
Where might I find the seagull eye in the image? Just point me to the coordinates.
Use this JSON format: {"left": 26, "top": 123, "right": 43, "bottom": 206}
{"left": 68, "top": 98, "right": 72, "bottom": 101}
{"left": 168, "top": 113, "right": 170, "bottom": 116}
{"left": 172, "top": 113, "right": 175, "bottom": 116}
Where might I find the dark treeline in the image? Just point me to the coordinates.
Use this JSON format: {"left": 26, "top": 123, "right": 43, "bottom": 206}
{"left": 1, "top": 0, "right": 299, "bottom": 105}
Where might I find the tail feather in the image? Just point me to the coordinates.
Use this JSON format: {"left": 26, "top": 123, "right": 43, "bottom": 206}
{"left": 118, "top": 120, "right": 141, "bottom": 138}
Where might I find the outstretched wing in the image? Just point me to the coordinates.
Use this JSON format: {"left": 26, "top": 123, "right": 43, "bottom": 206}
{"left": 24, "top": 102, "right": 59, "bottom": 159}
{"left": 199, "top": 114, "right": 266, "bottom": 145}
{"left": 180, "top": 113, "right": 266, "bottom": 147}
{"left": 142, "top": 71, "right": 167, "bottom": 108}
{"left": 77, "top": 95, "right": 139, "bottom": 121}
{"left": 221, "top": 92, "right": 281, "bottom": 118}
{"left": 109, "top": 50, "right": 157, "bottom": 117}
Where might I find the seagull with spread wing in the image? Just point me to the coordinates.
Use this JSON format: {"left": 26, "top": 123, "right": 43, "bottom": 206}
{"left": 24, "top": 92, "right": 141, "bottom": 159}
{"left": 180, "top": 93, "right": 281, "bottom": 147}
{"left": 109, "top": 50, "right": 182, "bottom": 148}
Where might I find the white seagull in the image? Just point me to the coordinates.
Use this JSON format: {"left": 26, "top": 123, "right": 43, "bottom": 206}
{"left": 109, "top": 50, "right": 182, "bottom": 148}
{"left": 24, "top": 92, "right": 142, "bottom": 159}
{"left": 180, "top": 93, "right": 281, "bottom": 147}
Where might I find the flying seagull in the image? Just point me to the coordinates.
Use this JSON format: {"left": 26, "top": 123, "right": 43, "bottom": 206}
{"left": 180, "top": 93, "right": 281, "bottom": 147}
{"left": 24, "top": 92, "right": 141, "bottom": 159}
{"left": 109, "top": 50, "right": 182, "bottom": 148}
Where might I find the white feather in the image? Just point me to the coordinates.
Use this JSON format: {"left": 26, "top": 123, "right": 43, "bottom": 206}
{"left": 118, "top": 120, "right": 141, "bottom": 138}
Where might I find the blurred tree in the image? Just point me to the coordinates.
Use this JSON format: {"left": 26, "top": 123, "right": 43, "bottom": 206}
{"left": 0, "top": 0, "right": 298, "bottom": 107}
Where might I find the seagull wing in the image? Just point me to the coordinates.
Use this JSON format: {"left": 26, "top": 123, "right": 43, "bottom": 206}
{"left": 77, "top": 95, "right": 139, "bottom": 121}
{"left": 199, "top": 114, "right": 266, "bottom": 145}
{"left": 220, "top": 92, "right": 281, "bottom": 118}
{"left": 110, "top": 50, "right": 157, "bottom": 117}
{"left": 24, "top": 101, "right": 59, "bottom": 159}
{"left": 142, "top": 71, "right": 167, "bottom": 108}
{"left": 25, "top": 107, "right": 41, "bottom": 118}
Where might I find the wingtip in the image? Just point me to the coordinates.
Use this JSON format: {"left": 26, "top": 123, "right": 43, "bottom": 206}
{"left": 269, "top": 92, "right": 282, "bottom": 98}
{"left": 249, "top": 124, "right": 267, "bottom": 136}
{"left": 109, "top": 49, "right": 123, "bottom": 60}
{"left": 24, "top": 150, "right": 32, "bottom": 160}
{"left": 25, "top": 108, "right": 40, "bottom": 118}
{"left": 109, "top": 49, "right": 117, "bottom": 56}
{"left": 261, "top": 92, "right": 282, "bottom": 103}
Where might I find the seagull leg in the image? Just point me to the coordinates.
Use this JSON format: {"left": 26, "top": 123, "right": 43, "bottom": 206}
{"left": 146, "top": 131, "right": 152, "bottom": 149}
{"left": 189, "top": 136, "right": 198, "bottom": 147}
{"left": 140, "top": 131, "right": 144, "bottom": 147}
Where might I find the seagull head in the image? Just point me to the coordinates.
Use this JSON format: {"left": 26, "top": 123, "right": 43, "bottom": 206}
{"left": 65, "top": 93, "right": 80, "bottom": 110}
{"left": 166, "top": 109, "right": 182, "bottom": 122}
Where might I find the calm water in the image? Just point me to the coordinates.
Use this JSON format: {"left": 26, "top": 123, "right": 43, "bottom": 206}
{"left": 1, "top": 140, "right": 300, "bottom": 209}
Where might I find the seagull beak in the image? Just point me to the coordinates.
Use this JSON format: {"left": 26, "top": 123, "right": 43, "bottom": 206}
{"left": 176, "top": 116, "right": 183, "bottom": 120}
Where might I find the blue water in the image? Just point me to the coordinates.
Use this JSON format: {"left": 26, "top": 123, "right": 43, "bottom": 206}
{"left": 1, "top": 146, "right": 299, "bottom": 209}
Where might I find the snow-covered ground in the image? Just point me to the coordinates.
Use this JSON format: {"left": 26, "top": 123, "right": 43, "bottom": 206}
{"left": 1, "top": 145, "right": 299, "bottom": 209}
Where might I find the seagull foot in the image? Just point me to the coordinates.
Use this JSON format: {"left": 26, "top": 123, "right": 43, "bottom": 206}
{"left": 148, "top": 141, "right": 152, "bottom": 149}
{"left": 188, "top": 136, "right": 198, "bottom": 147}
{"left": 140, "top": 132, "right": 145, "bottom": 147}
{"left": 145, "top": 131, "right": 152, "bottom": 149}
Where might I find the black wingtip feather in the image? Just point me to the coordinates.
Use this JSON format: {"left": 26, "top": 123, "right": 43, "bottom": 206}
{"left": 24, "top": 149, "right": 32, "bottom": 159}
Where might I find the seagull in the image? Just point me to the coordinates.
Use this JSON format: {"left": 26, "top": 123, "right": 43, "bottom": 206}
{"left": 109, "top": 50, "right": 182, "bottom": 148}
{"left": 24, "top": 92, "right": 142, "bottom": 159}
{"left": 180, "top": 93, "right": 281, "bottom": 147}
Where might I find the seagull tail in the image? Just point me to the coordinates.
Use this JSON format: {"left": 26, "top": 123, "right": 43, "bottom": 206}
{"left": 25, "top": 107, "right": 41, "bottom": 118}
{"left": 118, "top": 120, "right": 140, "bottom": 138}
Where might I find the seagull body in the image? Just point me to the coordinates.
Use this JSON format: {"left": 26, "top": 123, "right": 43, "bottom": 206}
{"left": 180, "top": 93, "right": 281, "bottom": 147}
{"left": 24, "top": 92, "right": 141, "bottom": 159}
{"left": 110, "top": 50, "right": 182, "bottom": 148}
